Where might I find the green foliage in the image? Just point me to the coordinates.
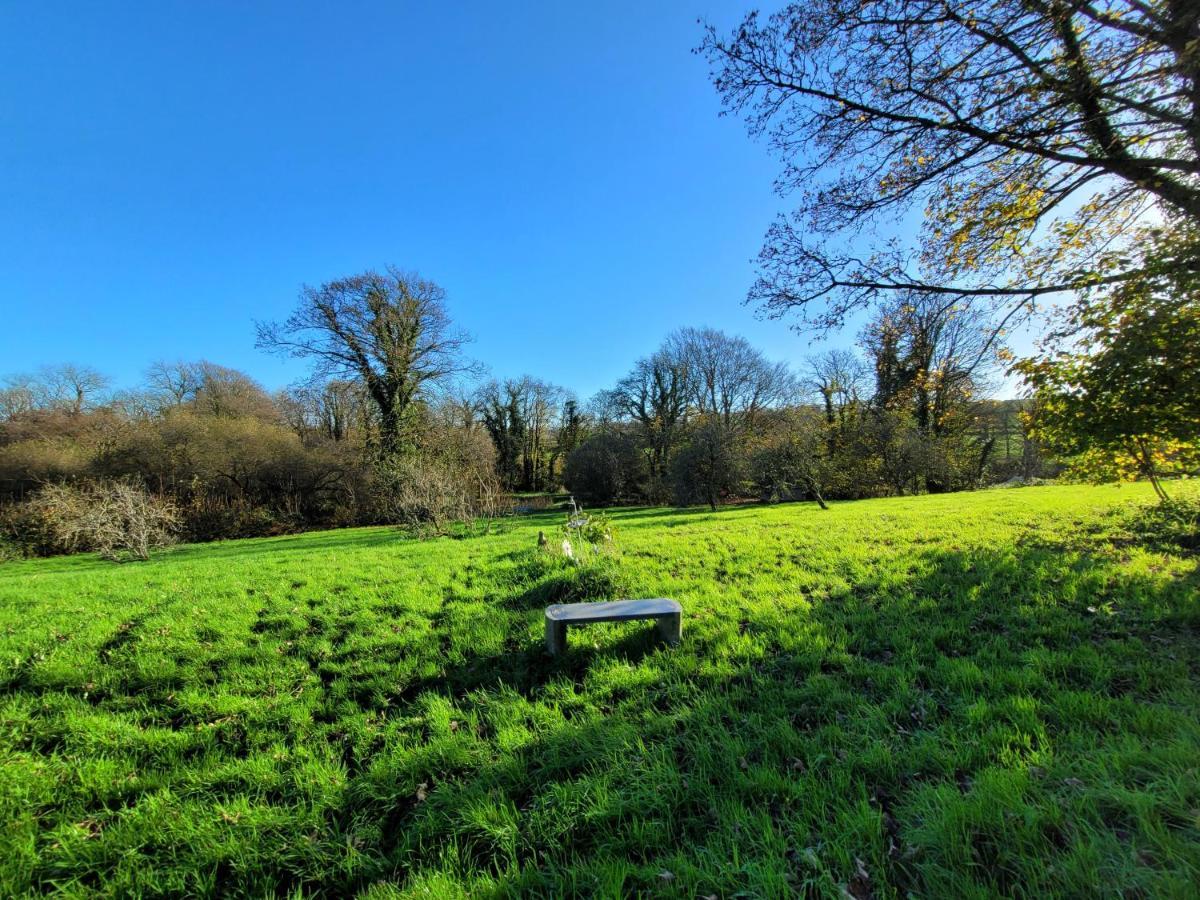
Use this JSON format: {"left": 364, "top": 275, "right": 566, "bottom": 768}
{"left": 0, "top": 483, "right": 1197, "bottom": 896}
{"left": 560, "top": 506, "right": 614, "bottom": 560}
{"left": 670, "top": 421, "right": 745, "bottom": 510}
{"left": 749, "top": 417, "right": 828, "bottom": 506}
{"left": 562, "top": 433, "right": 647, "bottom": 506}
{"left": 1017, "top": 226, "right": 1200, "bottom": 501}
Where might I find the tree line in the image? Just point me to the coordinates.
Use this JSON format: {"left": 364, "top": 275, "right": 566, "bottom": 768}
{"left": 8, "top": 0, "right": 1198, "bottom": 557}
{"left": 0, "top": 267, "right": 1047, "bottom": 558}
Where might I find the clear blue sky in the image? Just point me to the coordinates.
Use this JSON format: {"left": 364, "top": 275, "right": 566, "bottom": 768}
{"left": 1, "top": 2, "right": 1022, "bottom": 399}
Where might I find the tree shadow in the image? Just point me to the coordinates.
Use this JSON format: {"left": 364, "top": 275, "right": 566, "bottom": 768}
{"left": 334, "top": 535, "right": 1200, "bottom": 897}
{"left": 20, "top": 529, "right": 1199, "bottom": 898}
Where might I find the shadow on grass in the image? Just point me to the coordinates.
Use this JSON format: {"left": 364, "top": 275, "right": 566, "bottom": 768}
{"left": 15, "top": 531, "right": 1200, "bottom": 898}
{"left": 340, "top": 537, "right": 1200, "bottom": 898}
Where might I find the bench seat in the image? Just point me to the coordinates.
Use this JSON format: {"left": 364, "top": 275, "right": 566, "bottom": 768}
{"left": 544, "top": 598, "right": 682, "bottom": 654}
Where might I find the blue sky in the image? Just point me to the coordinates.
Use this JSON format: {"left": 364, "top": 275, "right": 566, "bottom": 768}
{"left": 1, "top": 2, "right": 1022, "bottom": 399}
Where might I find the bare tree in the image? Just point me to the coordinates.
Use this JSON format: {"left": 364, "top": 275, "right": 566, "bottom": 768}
{"left": 190, "top": 363, "right": 278, "bottom": 421}
{"left": 278, "top": 379, "right": 368, "bottom": 442}
{"left": 676, "top": 327, "right": 796, "bottom": 432}
{"left": 700, "top": 1, "right": 1200, "bottom": 331}
{"left": 0, "top": 375, "right": 38, "bottom": 420}
{"left": 256, "top": 267, "right": 474, "bottom": 455}
{"left": 146, "top": 360, "right": 203, "bottom": 408}
{"left": 610, "top": 344, "right": 693, "bottom": 479}
{"left": 808, "top": 350, "right": 869, "bottom": 430}
{"left": 37, "top": 364, "right": 111, "bottom": 414}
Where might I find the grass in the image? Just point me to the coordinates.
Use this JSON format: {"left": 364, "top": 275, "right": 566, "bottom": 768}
{"left": 1, "top": 483, "right": 1198, "bottom": 897}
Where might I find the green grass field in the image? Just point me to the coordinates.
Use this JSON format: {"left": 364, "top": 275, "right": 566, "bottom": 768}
{"left": 1, "top": 484, "right": 1198, "bottom": 897}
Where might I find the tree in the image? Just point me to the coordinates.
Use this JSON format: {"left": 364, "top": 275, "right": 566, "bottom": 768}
{"left": 278, "top": 380, "right": 368, "bottom": 443}
{"left": 191, "top": 363, "right": 279, "bottom": 421}
{"left": 807, "top": 349, "right": 868, "bottom": 454}
{"left": 478, "top": 376, "right": 568, "bottom": 491}
{"left": 146, "top": 360, "right": 204, "bottom": 409}
{"left": 1017, "top": 228, "right": 1200, "bottom": 500}
{"left": 479, "top": 379, "right": 528, "bottom": 489}
{"left": 256, "top": 268, "right": 473, "bottom": 455}
{"left": 0, "top": 376, "right": 38, "bottom": 420}
{"left": 751, "top": 409, "right": 831, "bottom": 509}
{"left": 700, "top": 1, "right": 1200, "bottom": 331}
{"left": 563, "top": 432, "right": 647, "bottom": 506}
{"left": 548, "top": 397, "right": 587, "bottom": 484}
{"left": 41, "top": 364, "right": 112, "bottom": 414}
{"left": 676, "top": 327, "right": 795, "bottom": 433}
{"left": 609, "top": 343, "right": 693, "bottom": 479}
{"left": 671, "top": 419, "right": 745, "bottom": 510}
{"left": 1, "top": 365, "right": 111, "bottom": 416}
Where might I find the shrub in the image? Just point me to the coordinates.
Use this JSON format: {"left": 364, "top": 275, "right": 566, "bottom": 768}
{"left": 373, "top": 454, "right": 502, "bottom": 535}
{"left": 26, "top": 480, "right": 179, "bottom": 561}
{"left": 0, "top": 500, "right": 64, "bottom": 557}
{"left": 563, "top": 433, "right": 647, "bottom": 506}
{"left": 521, "top": 548, "right": 630, "bottom": 607}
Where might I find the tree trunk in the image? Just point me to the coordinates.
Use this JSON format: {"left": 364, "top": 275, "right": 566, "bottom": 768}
{"left": 807, "top": 478, "right": 829, "bottom": 511}
{"left": 1135, "top": 437, "right": 1170, "bottom": 502}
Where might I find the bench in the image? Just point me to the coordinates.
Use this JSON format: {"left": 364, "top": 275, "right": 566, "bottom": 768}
{"left": 544, "top": 598, "right": 682, "bottom": 655}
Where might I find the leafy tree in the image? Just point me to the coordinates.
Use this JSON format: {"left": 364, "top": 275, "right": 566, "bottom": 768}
{"left": 563, "top": 432, "right": 647, "bottom": 506}
{"left": 479, "top": 379, "right": 528, "bottom": 489}
{"left": 671, "top": 419, "right": 745, "bottom": 510}
{"left": 1017, "top": 228, "right": 1200, "bottom": 500}
{"left": 479, "top": 377, "right": 568, "bottom": 491}
{"left": 257, "top": 268, "right": 473, "bottom": 455}
{"left": 750, "top": 410, "right": 831, "bottom": 509}
{"left": 861, "top": 294, "right": 1003, "bottom": 490}
{"left": 700, "top": 1, "right": 1200, "bottom": 330}
{"left": 548, "top": 398, "right": 587, "bottom": 484}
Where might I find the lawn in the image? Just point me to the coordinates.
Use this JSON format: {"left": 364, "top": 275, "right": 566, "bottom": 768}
{"left": 1, "top": 483, "right": 1198, "bottom": 897}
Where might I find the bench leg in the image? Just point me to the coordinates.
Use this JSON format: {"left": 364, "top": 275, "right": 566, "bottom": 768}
{"left": 545, "top": 620, "right": 568, "bottom": 655}
{"left": 656, "top": 612, "right": 682, "bottom": 646}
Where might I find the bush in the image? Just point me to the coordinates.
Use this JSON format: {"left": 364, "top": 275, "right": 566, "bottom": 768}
{"left": 177, "top": 492, "right": 296, "bottom": 542}
{"left": 373, "top": 454, "right": 502, "bottom": 535}
{"left": 0, "top": 500, "right": 64, "bottom": 557}
{"left": 563, "top": 433, "right": 647, "bottom": 506}
{"left": 26, "top": 480, "right": 179, "bottom": 561}
{"left": 521, "top": 549, "right": 630, "bottom": 606}
{"left": 670, "top": 422, "right": 744, "bottom": 510}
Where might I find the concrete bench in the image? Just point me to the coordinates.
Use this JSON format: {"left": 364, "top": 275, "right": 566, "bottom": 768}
{"left": 544, "top": 598, "right": 682, "bottom": 655}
